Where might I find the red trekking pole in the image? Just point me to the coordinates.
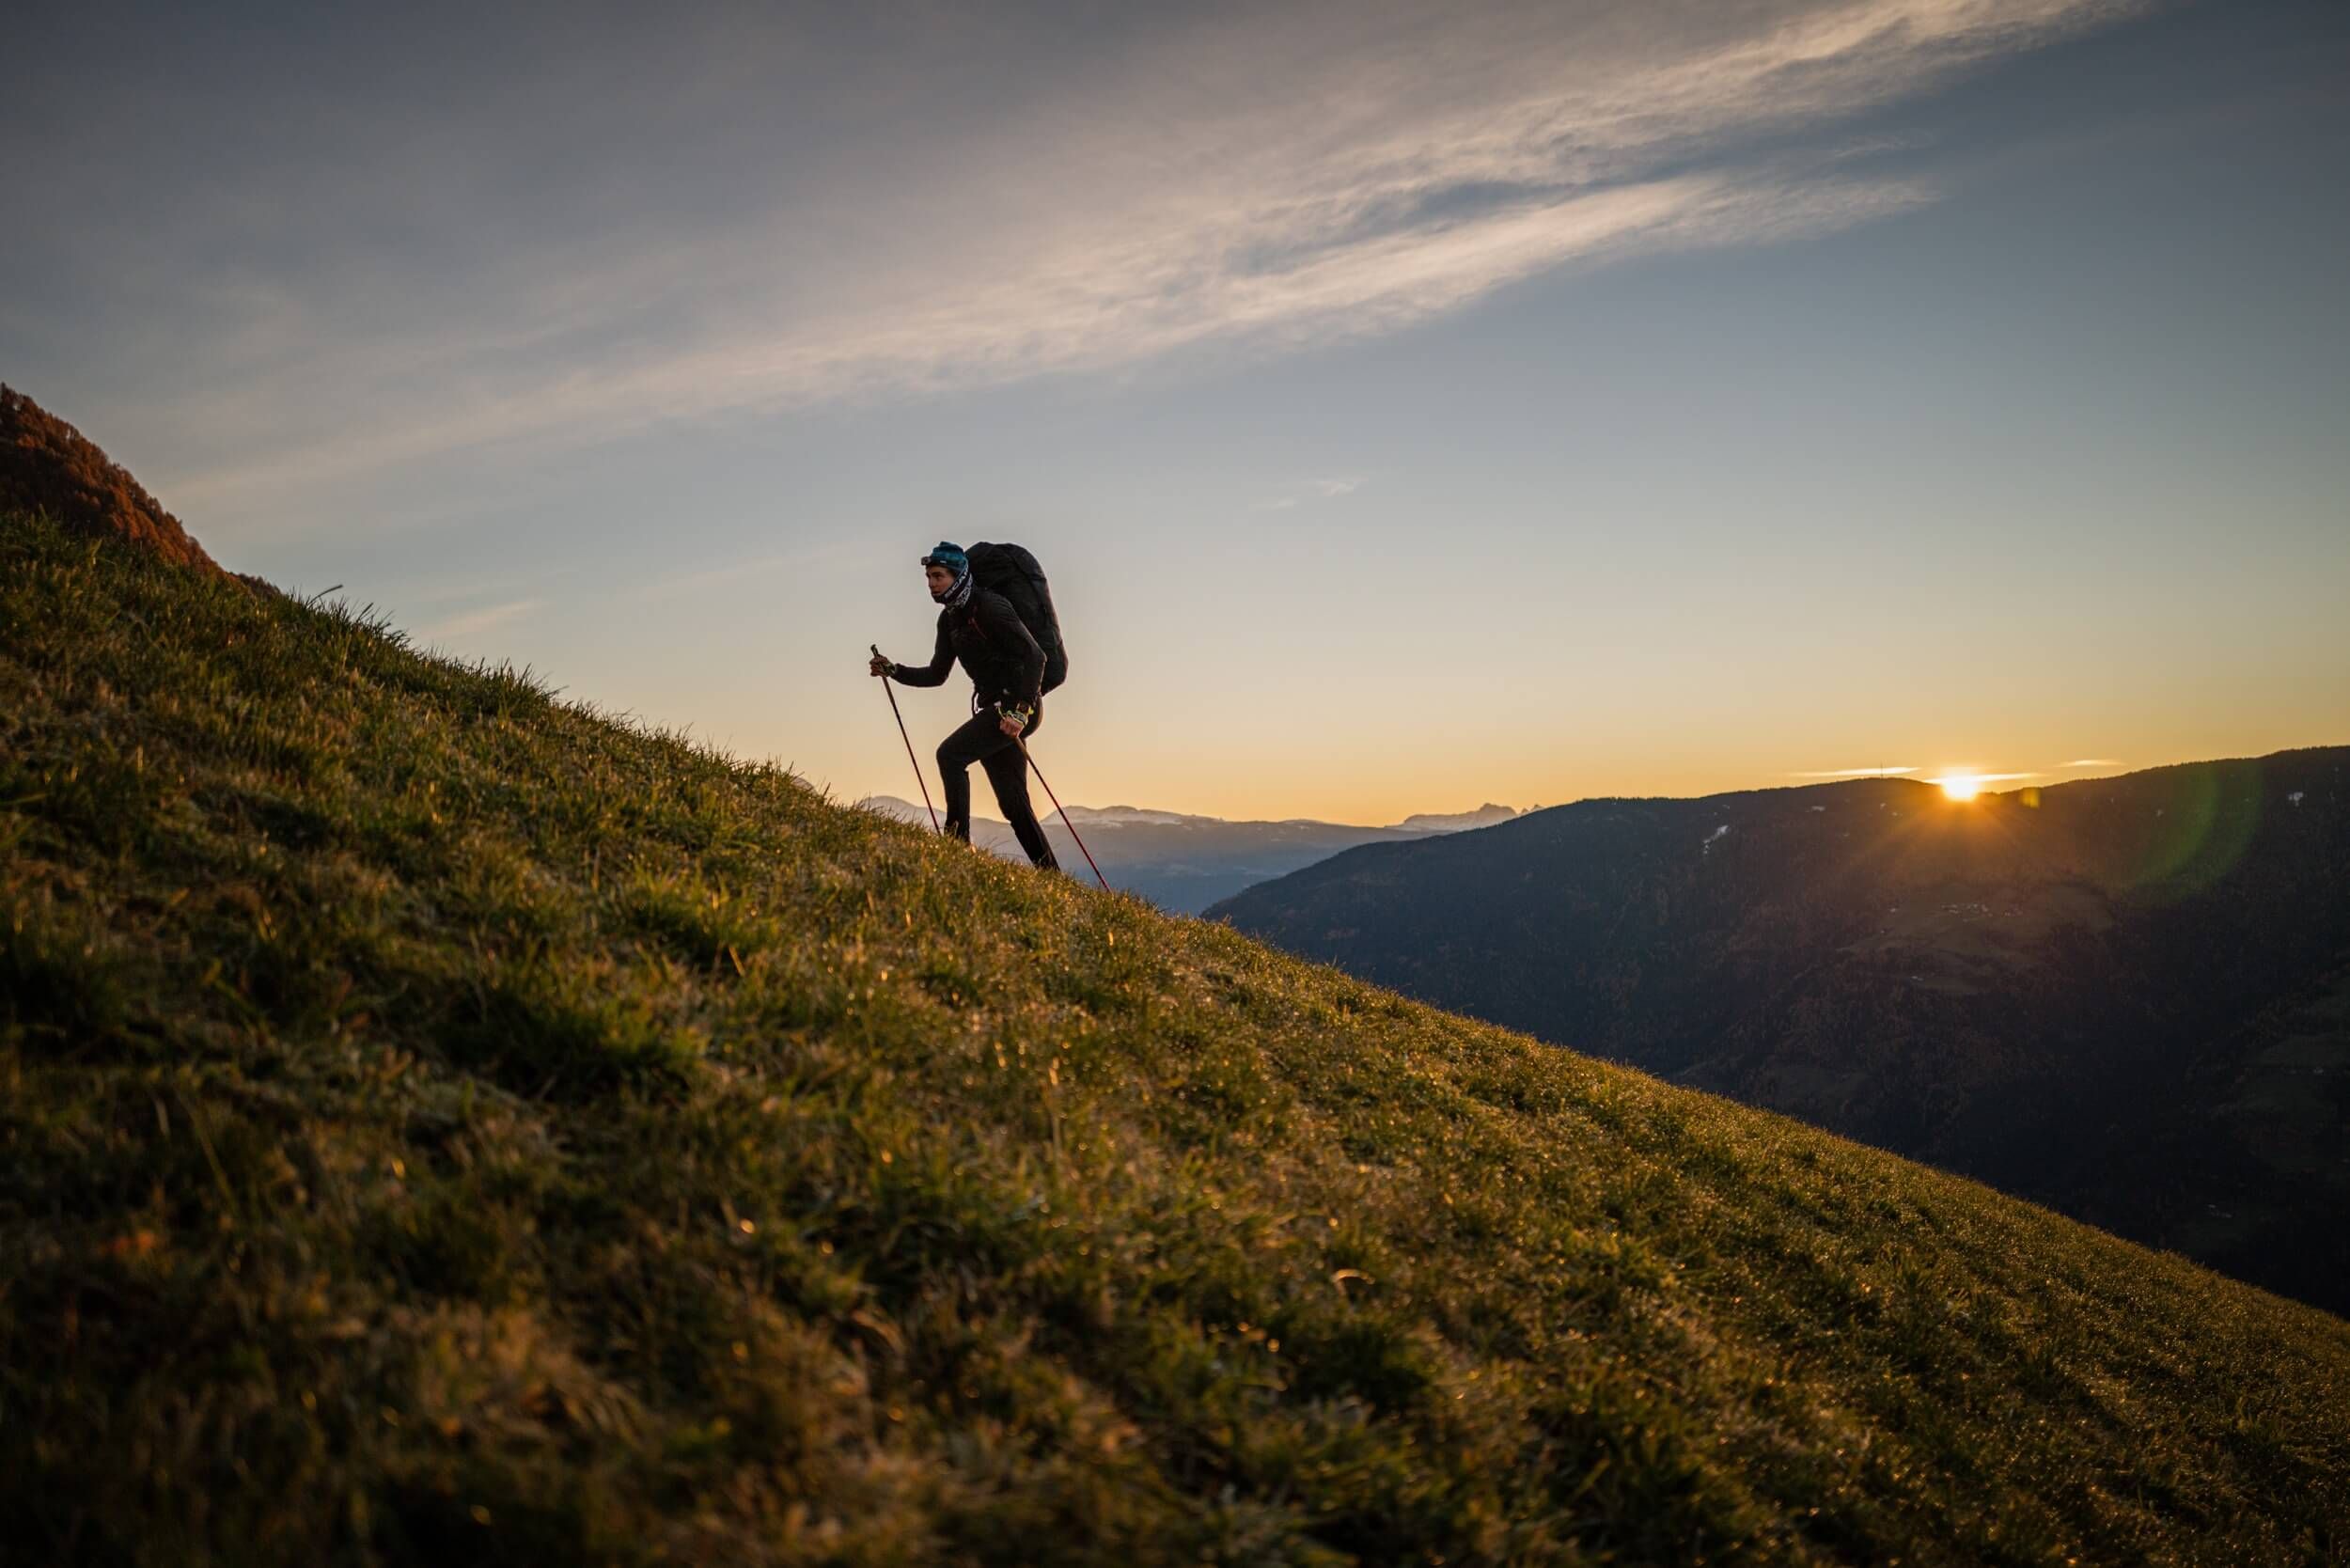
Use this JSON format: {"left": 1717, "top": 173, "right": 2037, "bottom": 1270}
{"left": 871, "top": 645, "right": 938, "bottom": 832}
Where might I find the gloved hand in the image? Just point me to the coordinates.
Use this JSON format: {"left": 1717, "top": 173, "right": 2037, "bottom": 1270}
{"left": 996, "top": 703, "right": 1030, "bottom": 738}
{"left": 870, "top": 652, "right": 894, "bottom": 678}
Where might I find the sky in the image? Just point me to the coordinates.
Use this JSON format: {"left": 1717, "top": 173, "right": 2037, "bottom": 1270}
{"left": 7, "top": 0, "right": 2346, "bottom": 824}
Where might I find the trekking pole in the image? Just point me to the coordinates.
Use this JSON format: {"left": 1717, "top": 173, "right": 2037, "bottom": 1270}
{"left": 871, "top": 644, "right": 939, "bottom": 832}
{"left": 1015, "top": 735, "right": 1110, "bottom": 891}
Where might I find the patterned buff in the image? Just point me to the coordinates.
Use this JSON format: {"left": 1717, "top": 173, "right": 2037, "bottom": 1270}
{"left": 926, "top": 542, "right": 975, "bottom": 610}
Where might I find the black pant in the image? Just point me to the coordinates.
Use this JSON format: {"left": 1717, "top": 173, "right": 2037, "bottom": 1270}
{"left": 938, "top": 705, "right": 1058, "bottom": 869}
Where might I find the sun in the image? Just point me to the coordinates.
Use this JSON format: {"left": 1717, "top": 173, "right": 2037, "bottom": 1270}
{"left": 1936, "top": 772, "right": 1984, "bottom": 802}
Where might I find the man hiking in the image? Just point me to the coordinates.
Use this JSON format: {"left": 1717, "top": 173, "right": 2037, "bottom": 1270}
{"left": 870, "top": 542, "right": 1059, "bottom": 871}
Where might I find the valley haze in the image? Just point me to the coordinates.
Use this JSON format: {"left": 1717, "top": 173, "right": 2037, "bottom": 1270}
{"left": 856, "top": 794, "right": 1519, "bottom": 913}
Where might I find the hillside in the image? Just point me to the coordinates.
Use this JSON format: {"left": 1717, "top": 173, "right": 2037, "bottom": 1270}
{"left": 857, "top": 796, "right": 1506, "bottom": 914}
{"left": 1208, "top": 760, "right": 2350, "bottom": 1315}
{"left": 4, "top": 510, "right": 2347, "bottom": 1565}
{"left": 1, "top": 386, "right": 223, "bottom": 575}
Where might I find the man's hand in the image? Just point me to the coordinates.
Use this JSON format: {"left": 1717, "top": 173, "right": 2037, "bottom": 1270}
{"left": 870, "top": 652, "right": 893, "bottom": 678}
{"left": 997, "top": 706, "right": 1028, "bottom": 738}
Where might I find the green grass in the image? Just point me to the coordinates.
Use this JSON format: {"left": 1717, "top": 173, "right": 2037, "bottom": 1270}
{"left": 2, "top": 511, "right": 2345, "bottom": 1566}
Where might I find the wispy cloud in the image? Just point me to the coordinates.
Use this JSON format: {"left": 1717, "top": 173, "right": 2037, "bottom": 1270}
{"left": 624, "top": 539, "right": 868, "bottom": 604}
{"left": 1254, "top": 475, "right": 1371, "bottom": 511}
{"left": 1793, "top": 765, "right": 1919, "bottom": 776}
{"left": 416, "top": 598, "right": 543, "bottom": 644}
{"left": 81, "top": 0, "right": 2141, "bottom": 515}
{"left": 2059, "top": 757, "right": 2122, "bottom": 768}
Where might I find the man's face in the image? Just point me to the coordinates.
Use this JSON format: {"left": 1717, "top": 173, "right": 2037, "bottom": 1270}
{"left": 925, "top": 564, "right": 955, "bottom": 596}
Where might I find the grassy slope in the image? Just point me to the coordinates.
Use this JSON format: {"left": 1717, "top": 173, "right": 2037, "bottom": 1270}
{"left": 2, "top": 514, "right": 2344, "bottom": 1567}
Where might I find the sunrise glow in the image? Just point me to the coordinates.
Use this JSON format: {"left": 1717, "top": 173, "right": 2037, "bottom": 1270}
{"left": 1937, "top": 773, "right": 1984, "bottom": 802}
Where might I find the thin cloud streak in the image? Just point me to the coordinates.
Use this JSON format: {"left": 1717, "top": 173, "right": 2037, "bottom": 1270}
{"left": 1255, "top": 475, "right": 1371, "bottom": 511}
{"left": 1793, "top": 765, "right": 1919, "bottom": 776}
{"left": 142, "top": 0, "right": 2144, "bottom": 516}
{"left": 625, "top": 539, "right": 868, "bottom": 604}
{"left": 180, "top": 174, "right": 1909, "bottom": 509}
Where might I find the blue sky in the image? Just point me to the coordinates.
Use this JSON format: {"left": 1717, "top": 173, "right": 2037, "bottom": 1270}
{"left": 7, "top": 0, "right": 2345, "bottom": 821}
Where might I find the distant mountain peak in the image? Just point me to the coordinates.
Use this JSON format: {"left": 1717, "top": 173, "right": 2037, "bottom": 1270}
{"left": 1389, "top": 803, "right": 1519, "bottom": 833}
{"left": 861, "top": 795, "right": 1526, "bottom": 837}
{"left": 854, "top": 794, "right": 1531, "bottom": 913}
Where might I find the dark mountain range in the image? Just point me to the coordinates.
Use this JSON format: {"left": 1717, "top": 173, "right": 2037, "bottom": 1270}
{"left": 1211, "top": 752, "right": 2350, "bottom": 1313}
{"left": 857, "top": 794, "right": 1517, "bottom": 913}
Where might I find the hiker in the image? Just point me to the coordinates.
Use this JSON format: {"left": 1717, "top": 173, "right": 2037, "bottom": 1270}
{"left": 870, "top": 542, "right": 1059, "bottom": 870}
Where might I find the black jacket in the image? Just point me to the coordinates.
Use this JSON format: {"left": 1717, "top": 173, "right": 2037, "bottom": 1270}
{"left": 891, "top": 588, "right": 1046, "bottom": 712}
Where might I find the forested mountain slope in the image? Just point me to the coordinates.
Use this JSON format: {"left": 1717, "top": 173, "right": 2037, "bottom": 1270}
{"left": 1212, "top": 754, "right": 2350, "bottom": 1314}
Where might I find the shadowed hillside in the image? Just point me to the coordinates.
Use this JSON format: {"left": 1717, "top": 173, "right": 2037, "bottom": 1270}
{"left": 1210, "top": 760, "right": 2350, "bottom": 1314}
{"left": 5, "top": 511, "right": 2347, "bottom": 1564}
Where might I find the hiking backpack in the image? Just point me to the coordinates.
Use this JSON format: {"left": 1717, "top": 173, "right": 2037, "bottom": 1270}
{"left": 965, "top": 541, "right": 1068, "bottom": 694}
